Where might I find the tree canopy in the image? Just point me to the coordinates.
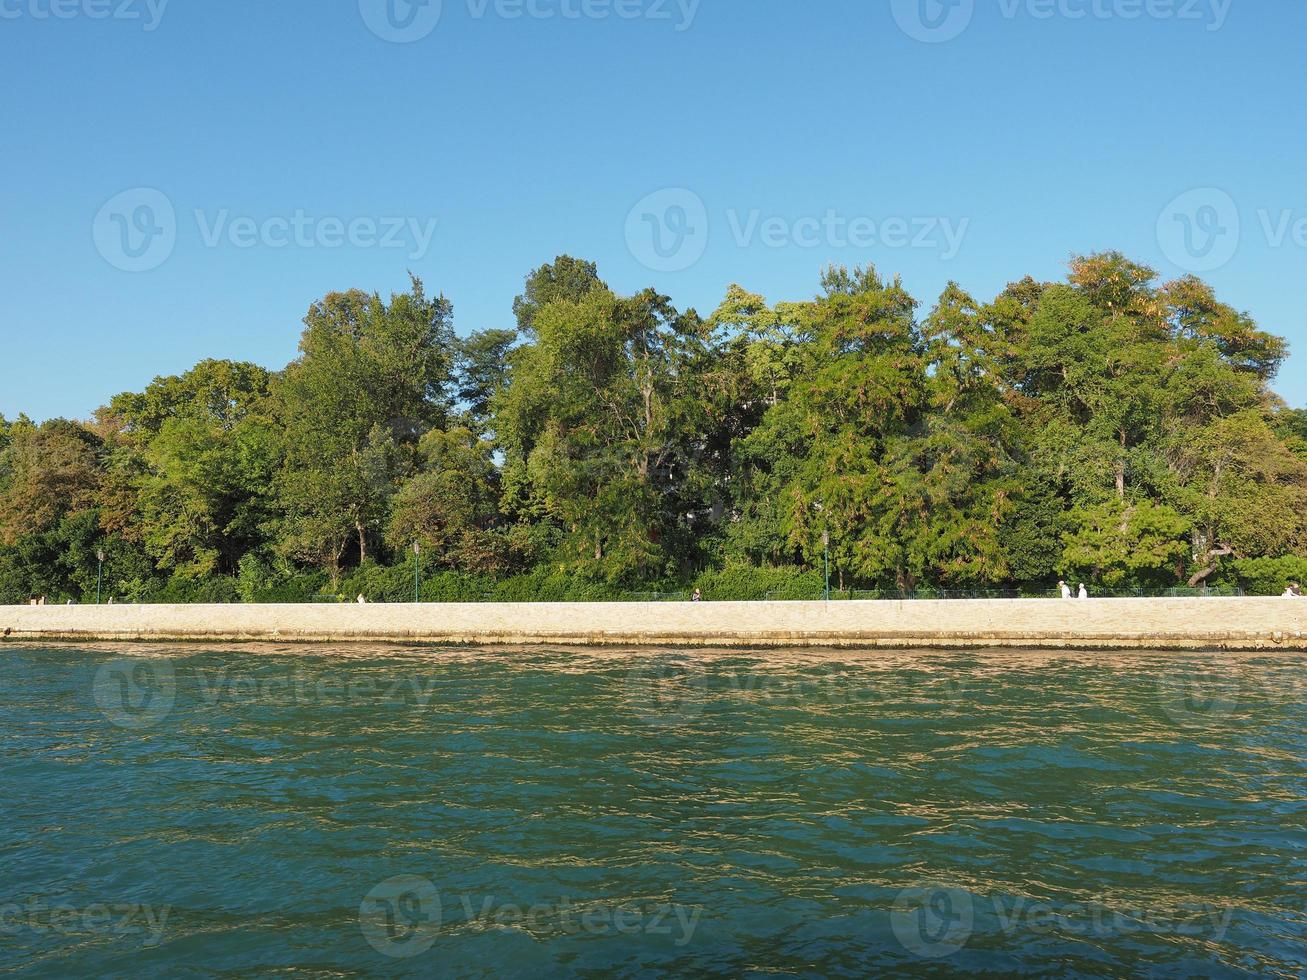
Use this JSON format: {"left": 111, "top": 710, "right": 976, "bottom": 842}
{"left": 3, "top": 252, "right": 1304, "bottom": 603}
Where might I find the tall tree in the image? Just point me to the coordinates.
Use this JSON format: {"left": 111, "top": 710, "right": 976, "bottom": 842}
{"left": 0, "top": 420, "right": 102, "bottom": 547}
{"left": 273, "top": 277, "right": 455, "bottom": 578}
{"left": 495, "top": 261, "right": 709, "bottom": 582}
{"left": 454, "top": 328, "right": 517, "bottom": 431}
{"left": 512, "top": 256, "right": 603, "bottom": 334}
{"left": 0, "top": 419, "right": 110, "bottom": 601}
{"left": 387, "top": 427, "right": 503, "bottom": 574}
{"left": 100, "top": 361, "right": 276, "bottom": 577}
{"left": 729, "top": 266, "right": 930, "bottom": 589}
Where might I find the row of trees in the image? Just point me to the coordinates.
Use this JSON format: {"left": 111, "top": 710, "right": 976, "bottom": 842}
{"left": 4, "top": 252, "right": 1307, "bottom": 603}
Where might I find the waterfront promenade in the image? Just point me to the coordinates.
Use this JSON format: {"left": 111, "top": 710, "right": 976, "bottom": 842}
{"left": 4, "top": 598, "right": 1307, "bottom": 651}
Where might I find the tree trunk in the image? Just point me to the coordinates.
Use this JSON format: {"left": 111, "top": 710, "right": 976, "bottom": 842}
{"left": 356, "top": 522, "right": 367, "bottom": 566}
{"left": 328, "top": 537, "right": 347, "bottom": 589}
{"left": 1116, "top": 430, "right": 1127, "bottom": 498}
{"left": 1187, "top": 544, "right": 1234, "bottom": 588}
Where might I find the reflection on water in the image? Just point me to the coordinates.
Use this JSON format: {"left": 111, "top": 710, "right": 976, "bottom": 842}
{"left": 1, "top": 645, "right": 1304, "bottom": 977}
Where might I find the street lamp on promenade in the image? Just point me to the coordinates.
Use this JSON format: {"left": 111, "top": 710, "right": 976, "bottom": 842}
{"left": 96, "top": 549, "right": 105, "bottom": 605}
{"left": 413, "top": 542, "right": 422, "bottom": 604}
{"left": 822, "top": 531, "right": 831, "bottom": 602}
{"left": 813, "top": 503, "right": 831, "bottom": 602}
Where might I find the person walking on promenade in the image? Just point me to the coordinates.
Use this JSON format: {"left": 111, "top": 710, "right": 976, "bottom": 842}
{"left": 1059, "top": 581, "right": 1072, "bottom": 599}
{"left": 692, "top": 589, "right": 702, "bottom": 603}
{"left": 1282, "top": 582, "right": 1302, "bottom": 597}
{"left": 1078, "top": 584, "right": 1089, "bottom": 600}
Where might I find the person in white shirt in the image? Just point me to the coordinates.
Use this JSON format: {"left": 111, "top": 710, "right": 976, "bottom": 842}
{"left": 1078, "top": 584, "right": 1089, "bottom": 600}
{"left": 1059, "top": 581, "right": 1072, "bottom": 599}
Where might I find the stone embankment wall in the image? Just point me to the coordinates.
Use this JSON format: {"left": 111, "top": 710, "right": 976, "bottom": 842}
{"left": 4, "top": 598, "right": 1307, "bottom": 650}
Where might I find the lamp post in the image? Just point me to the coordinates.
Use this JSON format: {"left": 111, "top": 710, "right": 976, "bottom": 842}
{"left": 413, "top": 542, "right": 421, "bottom": 604}
{"left": 813, "top": 502, "right": 831, "bottom": 602}
{"left": 96, "top": 549, "right": 105, "bottom": 605}
{"left": 822, "top": 531, "right": 830, "bottom": 602}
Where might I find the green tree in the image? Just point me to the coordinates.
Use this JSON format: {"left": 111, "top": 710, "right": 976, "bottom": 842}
{"left": 512, "top": 255, "right": 603, "bottom": 333}
{"left": 272, "top": 277, "right": 455, "bottom": 579}
{"left": 105, "top": 359, "right": 274, "bottom": 436}
{"left": 729, "top": 266, "right": 929, "bottom": 589}
{"left": 1164, "top": 409, "right": 1307, "bottom": 585}
{"left": 0, "top": 420, "right": 102, "bottom": 547}
{"left": 494, "top": 261, "right": 709, "bottom": 582}
{"left": 454, "top": 328, "right": 517, "bottom": 430}
{"left": 916, "top": 283, "right": 1023, "bottom": 584}
{"left": 1060, "top": 499, "right": 1190, "bottom": 588}
{"left": 100, "top": 361, "right": 277, "bottom": 577}
{"left": 387, "top": 427, "right": 503, "bottom": 573}
{"left": 0, "top": 419, "right": 134, "bottom": 602}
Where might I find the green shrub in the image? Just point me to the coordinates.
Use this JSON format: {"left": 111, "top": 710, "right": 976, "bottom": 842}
{"left": 491, "top": 569, "right": 623, "bottom": 603}
{"left": 421, "top": 571, "right": 492, "bottom": 603}
{"left": 339, "top": 563, "right": 493, "bottom": 604}
{"left": 236, "top": 554, "right": 329, "bottom": 603}
{"left": 252, "top": 571, "right": 330, "bottom": 603}
{"left": 693, "top": 564, "right": 824, "bottom": 601}
{"left": 236, "top": 554, "right": 274, "bottom": 602}
{"left": 341, "top": 562, "right": 416, "bottom": 603}
{"left": 149, "top": 575, "right": 241, "bottom": 604}
{"left": 1229, "top": 556, "right": 1307, "bottom": 596}
{"left": 23, "top": 559, "right": 852, "bottom": 604}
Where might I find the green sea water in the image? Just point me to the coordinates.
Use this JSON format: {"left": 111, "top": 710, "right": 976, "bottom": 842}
{"left": 1, "top": 645, "right": 1303, "bottom": 978}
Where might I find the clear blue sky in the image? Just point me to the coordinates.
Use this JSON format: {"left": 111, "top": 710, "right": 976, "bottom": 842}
{"left": 3, "top": 0, "right": 1305, "bottom": 421}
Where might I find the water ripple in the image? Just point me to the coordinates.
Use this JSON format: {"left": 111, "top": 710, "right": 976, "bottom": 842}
{"left": 1, "top": 644, "right": 1303, "bottom": 977}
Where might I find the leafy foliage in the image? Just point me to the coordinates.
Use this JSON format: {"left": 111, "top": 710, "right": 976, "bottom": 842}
{"left": 3, "top": 252, "right": 1305, "bottom": 603}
